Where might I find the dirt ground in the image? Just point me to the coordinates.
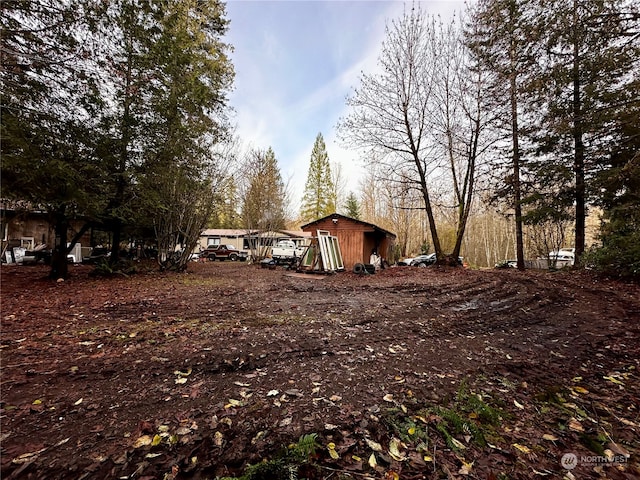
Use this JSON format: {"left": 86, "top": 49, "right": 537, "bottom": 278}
{"left": 1, "top": 261, "right": 639, "bottom": 480}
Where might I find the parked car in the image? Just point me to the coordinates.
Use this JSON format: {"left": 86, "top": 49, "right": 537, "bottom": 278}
{"left": 83, "top": 246, "right": 111, "bottom": 264}
{"left": 397, "top": 257, "right": 415, "bottom": 266}
{"left": 411, "top": 253, "right": 437, "bottom": 267}
{"left": 495, "top": 259, "right": 517, "bottom": 269}
{"left": 271, "top": 240, "right": 306, "bottom": 264}
{"left": 200, "top": 244, "right": 247, "bottom": 262}
{"left": 413, "top": 253, "right": 465, "bottom": 267}
{"left": 548, "top": 249, "right": 575, "bottom": 267}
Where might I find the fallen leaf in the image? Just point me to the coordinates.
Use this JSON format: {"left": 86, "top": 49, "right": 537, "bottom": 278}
{"left": 133, "top": 435, "right": 153, "bottom": 448}
{"left": 225, "top": 399, "right": 243, "bottom": 408}
{"left": 213, "top": 431, "right": 223, "bottom": 446}
{"left": 542, "top": 434, "right": 559, "bottom": 441}
{"left": 175, "top": 377, "right": 187, "bottom": 384}
{"left": 74, "top": 398, "right": 83, "bottom": 406}
{"left": 365, "top": 438, "right": 383, "bottom": 452}
{"left": 513, "top": 443, "right": 531, "bottom": 454}
{"left": 514, "top": 399, "right": 524, "bottom": 409}
{"left": 388, "top": 438, "right": 406, "bottom": 461}
{"left": 152, "top": 434, "right": 162, "bottom": 446}
{"left": 383, "top": 394, "right": 394, "bottom": 403}
{"left": 267, "top": 389, "right": 279, "bottom": 397}
{"left": 12, "top": 449, "right": 46, "bottom": 465}
{"left": 572, "top": 386, "right": 589, "bottom": 394}
{"left": 279, "top": 417, "right": 292, "bottom": 427}
{"left": 568, "top": 418, "right": 584, "bottom": 432}
{"left": 459, "top": 460, "right": 473, "bottom": 475}
{"left": 327, "top": 442, "right": 339, "bottom": 460}
{"left": 533, "top": 469, "right": 551, "bottom": 476}
{"left": 329, "top": 395, "right": 342, "bottom": 402}
{"left": 450, "top": 438, "right": 466, "bottom": 450}
{"left": 368, "top": 453, "right": 377, "bottom": 468}
{"left": 603, "top": 375, "right": 624, "bottom": 386}
{"left": 620, "top": 418, "right": 639, "bottom": 427}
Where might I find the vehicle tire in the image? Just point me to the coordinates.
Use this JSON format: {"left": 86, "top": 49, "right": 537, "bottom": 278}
{"left": 208, "top": 254, "right": 216, "bottom": 261}
{"left": 229, "top": 253, "right": 238, "bottom": 261}
{"left": 417, "top": 262, "right": 427, "bottom": 268}
{"left": 353, "top": 263, "right": 365, "bottom": 274}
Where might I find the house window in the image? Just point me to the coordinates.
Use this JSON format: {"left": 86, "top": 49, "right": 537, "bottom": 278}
{"left": 207, "top": 237, "right": 220, "bottom": 247}
{"left": 20, "top": 237, "right": 35, "bottom": 250}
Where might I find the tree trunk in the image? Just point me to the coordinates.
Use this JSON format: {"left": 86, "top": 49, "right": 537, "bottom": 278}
{"left": 510, "top": 48, "right": 525, "bottom": 270}
{"left": 49, "top": 206, "right": 69, "bottom": 279}
{"left": 572, "top": 0, "right": 586, "bottom": 263}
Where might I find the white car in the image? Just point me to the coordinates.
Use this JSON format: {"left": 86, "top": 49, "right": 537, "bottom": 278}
{"left": 548, "top": 249, "right": 575, "bottom": 266}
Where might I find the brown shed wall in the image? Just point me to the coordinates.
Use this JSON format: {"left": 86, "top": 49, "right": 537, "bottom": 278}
{"left": 302, "top": 216, "right": 394, "bottom": 270}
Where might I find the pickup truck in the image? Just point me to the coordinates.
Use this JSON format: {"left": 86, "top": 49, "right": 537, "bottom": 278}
{"left": 271, "top": 240, "right": 307, "bottom": 264}
{"left": 200, "top": 244, "right": 247, "bottom": 262}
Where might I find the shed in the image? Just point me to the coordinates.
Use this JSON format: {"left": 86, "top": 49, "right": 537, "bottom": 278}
{"left": 300, "top": 213, "right": 396, "bottom": 270}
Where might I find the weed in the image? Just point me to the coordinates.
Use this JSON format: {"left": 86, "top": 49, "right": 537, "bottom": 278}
{"left": 382, "top": 410, "right": 429, "bottom": 446}
{"left": 423, "top": 381, "right": 505, "bottom": 449}
{"left": 217, "top": 433, "right": 320, "bottom": 480}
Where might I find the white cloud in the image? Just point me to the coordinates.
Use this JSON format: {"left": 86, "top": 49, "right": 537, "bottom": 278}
{"left": 224, "top": 0, "right": 465, "bottom": 210}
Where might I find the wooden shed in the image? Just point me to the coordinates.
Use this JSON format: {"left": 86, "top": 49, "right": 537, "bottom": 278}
{"left": 300, "top": 213, "right": 396, "bottom": 271}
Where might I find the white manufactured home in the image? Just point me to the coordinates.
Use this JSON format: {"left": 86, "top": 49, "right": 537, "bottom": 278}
{"left": 198, "top": 229, "right": 311, "bottom": 258}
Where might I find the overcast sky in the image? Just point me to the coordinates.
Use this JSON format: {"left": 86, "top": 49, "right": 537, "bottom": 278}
{"left": 224, "top": 0, "right": 465, "bottom": 208}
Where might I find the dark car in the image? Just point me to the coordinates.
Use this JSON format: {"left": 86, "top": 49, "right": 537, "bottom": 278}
{"left": 83, "top": 246, "right": 111, "bottom": 264}
{"left": 410, "top": 253, "right": 437, "bottom": 267}
{"left": 200, "top": 244, "right": 246, "bottom": 261}
{"left": 411, "top": 253, "right": 465, "bottom": 267}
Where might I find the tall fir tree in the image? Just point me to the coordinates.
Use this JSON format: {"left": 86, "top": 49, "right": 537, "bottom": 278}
{"left": 466, "top": 0, "right": 538, "bottom": 270}
{"left": 344, "top": 192, "right": 361, "bottom": 219}
{"left": 1, "top": 0, "right": 107, "bottom": 278}
{"left": 241, "top": 147, "right": 286, "bottom": 234}
{"left": 526, "top": 0, "right": 639, "bottom": 263}
{"left": 300, "top": 133, "right": 335, "bottom": 221}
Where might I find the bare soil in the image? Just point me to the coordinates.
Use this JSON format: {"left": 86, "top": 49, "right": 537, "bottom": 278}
{"left": 1, "top": 262, "right": 639, "bottom": 480}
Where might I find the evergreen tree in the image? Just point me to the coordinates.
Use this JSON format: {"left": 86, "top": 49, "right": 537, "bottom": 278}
{"left": 1, "top": 0, "right": 106, "bottom": 278}
{"left": 136, "top": 0, "right": 234, "bottom": 270}
{"left": 588, "top": 74, "right": 640, "bottom": 278}
{"left": 241, "top": 147, "right": 286, "bottom": 236}
{"left": 300, "top": 133, "right": 335, "bottom": 221}
{"left": 466, "top": 0, "right": 538, "bottom": 270}
{"left": 344, "top": 192, "right": 361, "bottom": 219}
{"left": 1, "top": 0, "right": 235, "bottom": 274}
{"left": 526, "top": 0, "right": 639, "bottom": 263}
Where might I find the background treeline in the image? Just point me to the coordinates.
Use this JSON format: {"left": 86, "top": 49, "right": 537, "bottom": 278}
{"left": 2, "top": 0, "right": 638, "bottom": 278}
{"left": 334, "top": 0, "right": 639, "bottom": 277}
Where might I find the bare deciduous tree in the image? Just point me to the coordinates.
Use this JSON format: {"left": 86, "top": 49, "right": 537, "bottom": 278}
{"left": 338, "top": 6, "right": 491, "bottom": 265}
